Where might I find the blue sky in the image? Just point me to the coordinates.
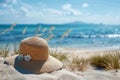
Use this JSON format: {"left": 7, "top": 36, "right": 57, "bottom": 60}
{"left": 0, "top": 0, "right": 120, "bottom": 24}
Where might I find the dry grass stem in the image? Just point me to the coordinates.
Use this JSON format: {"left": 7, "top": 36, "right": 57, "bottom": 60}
{"left": 14, "top": 43, "right": 19, "bottom": 54}
{"left": 0, "top": 44, "right": 10, "bottom": 59}
{"left": 0, "top": 24, "right": 16, "bottom": 34}
{"left": 61, "top": 29, "right": 72, "bottom": 40}
{"left": 50, "top": 48, "right": 68, "bottom": 62}
{"left": 42, "top": 27, "right": 47, "bottom": 33}
{"left": 90, "top": 53, "right": 120, "bottom": 70}
{"left": 45, "top": 34, "right": 54, "bottom": 41}
{"left": 49, "top": 26, "right": 55, "bottom": 31}
{"left": 34, "top": 33, "right": 44, "bottom": 37}
{"left": 70, "top": 57, "right": 89, "bottom": 71}
{"left": 34, "top": 26, "right": 41, "bottom": 35}
{"left": 22, "top": 26, "right": 27, "bottom": 34}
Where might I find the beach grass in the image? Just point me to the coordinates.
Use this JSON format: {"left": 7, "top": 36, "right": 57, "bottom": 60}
{"left": 0, "top": 44, "right": 10, "bottom": 59}
{"left": 0, "top": 23, "right": 16, "bottom": 34}
{"left": 50, "top": 48, "right": 69, "bottom": 62}
{"left": 49, "top": 48, "right": 120, "bottom": 71}
{"left": 60, "top": 29, "right": 72, "bottom": 40}
{"left": 45, "top": 34, "right": 54, "bottom": 41}
{"left": 34, "top": 33, "right": 44, "bottom": 37}
{"left": 14, "top": 43, "right": 19, "bottom": 54}
{"left": 34, "top": 26, "right": 41, "bottom": 35}
{"left": 70, "top": 57, "right": 89, "bottom": 71}
{"left": 90, "top": 52, "right": 120, "bottom": 70}
{"left": 49, "top": 48, "right": 89, "bottom": 71}
{"left": 51, "top": 53, "right": 68, "bottom": 62}
{"left": 90, "top": 55, "right": 105, "bottom": 68}
{"left": 22, "top": 26, "right": 27, "bottom": 35}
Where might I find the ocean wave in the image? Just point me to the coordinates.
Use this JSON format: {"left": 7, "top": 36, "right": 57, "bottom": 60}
{"left": 0, "top": 33, "right": 120, "bottom": 41}
{"left": 61, "top": 34, "right": 120, "bottom": 38}
{"left": 107, "top": 34, "right": 120, "bottom": 38}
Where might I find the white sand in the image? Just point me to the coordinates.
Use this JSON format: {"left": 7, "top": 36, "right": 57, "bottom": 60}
{"left": 0, "top": 59, "right": 120, "bottom": 80}
{"left": 0, "top": 48, "right": 120, "bottom": 80}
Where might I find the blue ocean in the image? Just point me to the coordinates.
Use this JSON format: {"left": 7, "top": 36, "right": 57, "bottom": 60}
{"left": 0, "top": 24, "right": 120, "bottom": 49}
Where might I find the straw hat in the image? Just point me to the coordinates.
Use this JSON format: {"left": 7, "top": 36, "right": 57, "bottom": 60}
{"left": 5, "top": 37, "right": 63, "bottom": 74}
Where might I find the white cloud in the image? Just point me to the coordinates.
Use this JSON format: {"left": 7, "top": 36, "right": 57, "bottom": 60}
{"left": 82, "top": 3, "right": 89, "bottom": 8}
{"left": 47, "top": 8, "right": 62, "bottom": 16}
{"left": 20, "top": 1, "right": 34, "bottom": 10}
{"left": 19, "top": 6, "right": 29, "bottom": 16}
{"left": 62, "top": 4, "right": 72, "bottom": 10}
{"left": 62, "top": 4, "right": 82, "bottom": 16}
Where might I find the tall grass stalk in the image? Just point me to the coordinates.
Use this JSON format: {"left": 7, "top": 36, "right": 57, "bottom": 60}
{"left": 48, "top": 26, "right": 55, "bottom": 35}
{"left": 0, "top": 28, "right": 10, "bottom": 34}
{"left": 49, "top": 26, "right": 55, "bottom": 31}
{"left": 60, "top": 29, "right": 72, "bottom": 40}
{"left": 34, "top": 33, "right": 44, "bottom": 37}
{"left": 14, "top": 43, "right": 19, "bottom": 54}
{"left": 45, "top": 34, "right": 54, "bottom": 41}
{"left": 0, "top": 24, "right": 16, "bottom": 34}
{"left": 0, "top": 44, "right": 10, "bottom": 59}
{"left": 9, "top": 23, "right": 16, "bottom": 30}
{"left": 22, "top": 26, "right": 27, "bottom": 34}
{"left": 42, "top": 27, "right": 47, "bottom": 33}
{"left": 50, "top": 48, "right": 68, "bottom": 62}
{"left": 34, "top": 26, "right": 41, "bottom": 35}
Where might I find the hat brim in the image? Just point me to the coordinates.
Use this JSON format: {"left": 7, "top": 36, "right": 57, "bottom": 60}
{"left": 5, "top": 55, "right": 63, "bottom": 74}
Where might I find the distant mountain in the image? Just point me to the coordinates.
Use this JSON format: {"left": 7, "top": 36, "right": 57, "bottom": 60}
{"left": 61, "top": 21, "right": 101, "bottom": 25}
{"left": 37, "top": 21, "right": 106, "bottom": 26}
{"left": 64, "top": 21, "right": 86, "bottom": 25}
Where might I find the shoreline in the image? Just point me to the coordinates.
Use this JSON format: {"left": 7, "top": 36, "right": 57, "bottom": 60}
{"left": 50, "top": 46, "right": 120, "bottom": 59}
{"left": 50, "top": 46, "right": 120, "bottom": 54}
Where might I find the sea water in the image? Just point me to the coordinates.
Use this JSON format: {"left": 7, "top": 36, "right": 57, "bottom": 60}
{"left": 0, "top": 24, "right": 120, "bottom": 49}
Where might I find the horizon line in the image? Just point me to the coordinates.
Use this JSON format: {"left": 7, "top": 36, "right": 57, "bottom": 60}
{"left": 0, "top": 21, "right": 120, "bottom": 25}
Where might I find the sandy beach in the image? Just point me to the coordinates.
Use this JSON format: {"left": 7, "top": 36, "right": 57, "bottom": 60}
{"left": 50, "top": 47, "right": 120, "bottom": 58}
{"left": 0, "top": 48, "right": 120, "bottom": 80}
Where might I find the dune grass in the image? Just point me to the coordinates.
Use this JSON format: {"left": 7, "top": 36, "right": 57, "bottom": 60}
{"left": 51, "top": 53, "right": 68, "bottom": 62}
{"left": 0, "top": 44, "right": 10, "bottom": 59}
{"left": 14, "top": 43, "right": 19, "bottom": 55}
{"left": 34, "top": 26, "right": 41, "bottom": 35}
{"left": 49, "top": 48, "right": 89, "bottom": 71}
{"left": 45, "top": 34, "right": 54, "bottom": 41}
{"left": 22, "top": 26, "right": 27, "bottom": 35}
{"left": 50, "top": 48, "right": 120, "bottom": 71}
{"left": 90, "top": 52, "right": 120, "bottom": 70}
{"left": 60, "top": 29, "right": 72, "bottom": 40}
{"left": 50, "top": 48, "right": 69, "bottom": 62}
{"left": 0, "top": 23, "right": 16, "bottom": 34}
{"left": 70, "top": 57, "right": 89, "bottom": 71}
